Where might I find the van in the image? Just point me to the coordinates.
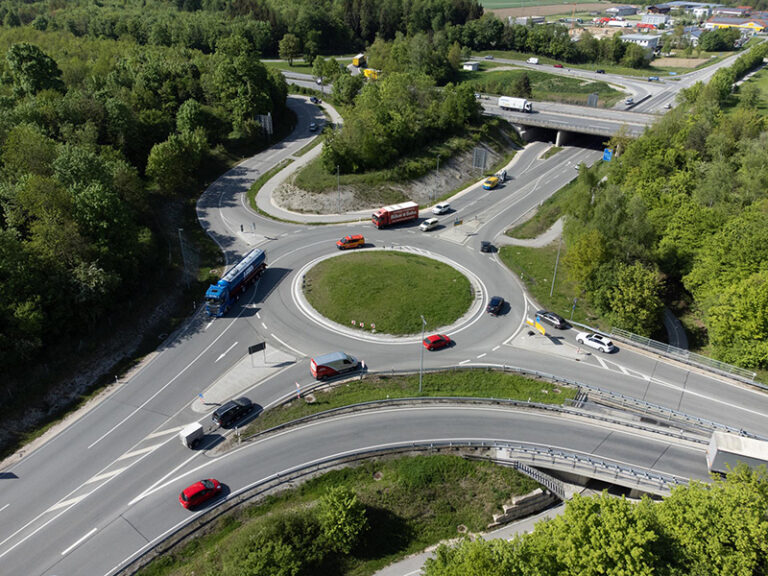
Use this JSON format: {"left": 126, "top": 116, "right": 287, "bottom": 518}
{"left": 336, "top": 234, "right": 364, "bottom": 250}
{"left": 310, "top": 352, "right": 360, "bottom": 380}
{"left": 527, "top": 57, "right": 539, "bottom": 64}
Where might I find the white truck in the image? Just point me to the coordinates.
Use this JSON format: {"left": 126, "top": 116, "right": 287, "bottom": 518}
{"left": 607, "top": 19, "right": 633, "bottom": 27}
{"left": 498, "top": 96, "right": 533, "bottom": 113}
{"left": 706, "top": 431, "right": 768, "bottom": 474}
{"left": 527, "top": 57, "right": 539, "bottom": 64}
{"left": 179, "top": 422, "right": 204, "bottom": 448}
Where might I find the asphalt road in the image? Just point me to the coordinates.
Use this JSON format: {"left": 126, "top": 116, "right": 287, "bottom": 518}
{"left": 3, "top": 64, "right": 768, "bottom": 575}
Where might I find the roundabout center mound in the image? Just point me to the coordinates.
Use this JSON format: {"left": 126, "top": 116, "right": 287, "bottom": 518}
{"left": 303, "top": 251, "right": 472, "bottom": 335}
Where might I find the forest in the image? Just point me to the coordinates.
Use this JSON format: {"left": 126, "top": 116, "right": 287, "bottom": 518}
{"left": 562, "top": 42, "right": 768, "bottom": 368}
{"left": 0, "top": 26, "right": 287, "bottom": 390}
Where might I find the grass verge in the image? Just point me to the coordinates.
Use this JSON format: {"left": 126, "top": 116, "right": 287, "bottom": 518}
{"left": 246, "top": 158, "right": 294, "bottom": 211}
{"left": 245, "top": 370, "right": 576, "bottom": 437}
{"left": 138, "top": 454, "right": 541, "bottom": 576}
{"left": 499, "top": 243, "right": 602, "bottom": 329}
{"left": 304, "top": 252, "right": 472, "bottom": 334}
{"left": 541, "top": 145, "right": 563, "bottom": 159}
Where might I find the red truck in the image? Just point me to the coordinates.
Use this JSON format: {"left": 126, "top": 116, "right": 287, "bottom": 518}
{"left": 372, "top": 201, "right": 419, "bottom": 228}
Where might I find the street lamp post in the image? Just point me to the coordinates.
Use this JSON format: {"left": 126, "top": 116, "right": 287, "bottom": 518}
{"left": 419, "top": 314, "right": 426, "bottom": 394}
{"left": 434, "top": 156, "right": 440, "bottom": 203}
{"left": 337, "top": 165, "right": 340, "bottom": 213}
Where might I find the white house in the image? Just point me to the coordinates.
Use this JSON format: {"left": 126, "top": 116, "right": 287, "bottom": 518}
{"left": 643, "top": 13, "right": 669, "bottom": 25}
{"left": 607, "top": 6, "right": 638, "bottom": 16}
{"left": 622, "top": 33, "right": 662, "bottom": 50}
{"left": 462, "top": 61, "right": 479, "bottom": 71}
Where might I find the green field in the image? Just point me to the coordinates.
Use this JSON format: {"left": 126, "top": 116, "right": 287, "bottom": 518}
{"left": 480, "top": 0, "right": 599, "bottom": 7}
{"left": 304, "top": 252, "right": 473, "bottom": 334}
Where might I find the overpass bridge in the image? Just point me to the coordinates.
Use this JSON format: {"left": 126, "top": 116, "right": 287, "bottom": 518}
{"left": 482, "top": 99, "right": 658, "bottom": 144}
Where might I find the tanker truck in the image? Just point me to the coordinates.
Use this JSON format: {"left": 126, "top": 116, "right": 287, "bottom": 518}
{"left": 205, "top": 248, "right": 267, "bottom": 317}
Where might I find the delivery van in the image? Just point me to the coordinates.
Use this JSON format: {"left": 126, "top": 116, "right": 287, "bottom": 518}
{"left": 336, "top": 234, "right": 365, "bottom": 250}
{"left": 310, "top": 352, "right": 360, "bottom": 380}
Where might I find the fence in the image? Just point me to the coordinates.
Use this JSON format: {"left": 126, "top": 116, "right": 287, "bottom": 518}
{"left": 610, "top": 327, "right": 758, "bottom": 385}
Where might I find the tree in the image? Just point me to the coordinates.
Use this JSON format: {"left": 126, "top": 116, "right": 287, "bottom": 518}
{"left": 279, "top": 33, "right": 301, "bottom": 66}
{"left": 5, "top": 42, "right": 65, "bottom": 97}
{"left": 512, "top": 72, "right": 532, "bottom": 98}
{"left": 332, "top": 73, "right": 364, "bottom": 105}
{"left": 564, "top": 228, "right": 608, "bottom": 291}
{"left": 318, "top": 486, "right": 368, "bottom": 554}
{"left": 621, "top": 43, "right": 649, "bottom": 68}
{"left": 738, "top": 82, "right": 760, "bottom": 109}
{"left": 608, "top": 262, "right": 663, "bottom": 336}
{"left": 0, "top": 123, "right": 57, "bottom": 179}
{"left": 145, "top": 129, "right": 208, "bottom": 195}
{"left": 707, "top": 270, "right": 768, "bottom": 367}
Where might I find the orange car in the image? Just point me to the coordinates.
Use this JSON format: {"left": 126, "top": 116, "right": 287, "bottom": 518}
{"left": 336, "top": 234, "right": 365, "bottom": 250}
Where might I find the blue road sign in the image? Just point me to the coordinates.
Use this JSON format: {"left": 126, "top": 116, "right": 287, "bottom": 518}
{"left": 603, "top": 148, "right": 613, "bottom": 162}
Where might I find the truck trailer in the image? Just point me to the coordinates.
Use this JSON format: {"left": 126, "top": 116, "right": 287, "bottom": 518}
{"left": 371, "top": 201, "right": 419, "bottom": 228}
{"left": 706, "top": 431, "right": 768, "bottom": 474}
{"left": 498, "top": 96, "right": 533, "bottom": 113}
{"left": 205, "top": 248, "right": 267, "bottom": 317}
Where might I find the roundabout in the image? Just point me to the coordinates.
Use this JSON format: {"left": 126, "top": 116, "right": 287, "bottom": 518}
{"left": 292, "top": 247, "right": 489, "bottom": 344}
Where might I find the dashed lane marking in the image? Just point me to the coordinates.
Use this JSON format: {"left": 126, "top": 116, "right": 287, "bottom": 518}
{"left": 61, "top": 527, "right": 97, "bottom": 556}
{"left": 477, "top": 353, "right": 487, "bottom": 359}
{"left": 47, "top": 495, "right": 87, "bottom": 513}
{"left": 459, "top": 359, "right": 471, "bottom": 365}
{"left": 84, "top": 467, "right": 128, "bottom": 485}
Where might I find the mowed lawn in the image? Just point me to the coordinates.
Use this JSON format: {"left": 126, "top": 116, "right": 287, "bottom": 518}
{"left": 303, "top": 252, "right": 472, "bottom": 334}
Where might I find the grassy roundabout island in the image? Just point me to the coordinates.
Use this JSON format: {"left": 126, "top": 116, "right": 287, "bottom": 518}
{"left": 303, "top": 251, "right": 472, "bottom": 335}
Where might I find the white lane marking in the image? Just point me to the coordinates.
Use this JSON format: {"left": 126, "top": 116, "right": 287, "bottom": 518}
{"left": 88, "top": 314, "right": 243, "bottom": 449}
{"left": 215, "top": 341, "right": 239, "bottom": 363}
{"left": 270, "top": 333, "right": 306, "bottom": 357}
{"left": 261, "top": 322, "right": 267, "bottom": 329}
{"left": 477, "top": 353, "right": 487, "bottom": 359}
{"left": 0, "top": 504, "right": 8, "bottom": 513}
{"left": 61, "top": 527, "right": 97, "bottom": 556}
{"left": 618, "top": 364, "right": 629, "bottom": 375}
{"left": 116, "top": 443, "right": 163, "bottom": 461}
{"left": 47, "top": 495, "right": 87, "bottom": 513}
{"left": 257, "top": 312, "right": 261, "bottom": 319}
{"left": 204, "top": 320, "right": 214, "bottom": 331}
{"left": 0, "top": 430, "right": 177, "bottom": 560}
{"left": 492, "top": 345, "right": 501, "bottom": 352}
{"left": 595, "top": 356, "right": 608, "bottom": 369}
{"left": 146, "top": 426, "right": 183, "bottom": 439}
{"left": 84, "top": 467, "right": 127, "bottom": 485}
{"left": 459, "top": 359, "right": 471, "bottom": 365}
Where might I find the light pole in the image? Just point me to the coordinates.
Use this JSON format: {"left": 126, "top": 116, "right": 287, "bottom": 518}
{"left": 419, "top": 314, "right": 426, "bottom": 394}
{"left": 434, "top": 155, "right": 440, "bottom": 202}
{"left": 550, "top": 235, "right": 562, "bottom": 298}
{"left": 337, "top": 165, "right": 340, "bottom": 214}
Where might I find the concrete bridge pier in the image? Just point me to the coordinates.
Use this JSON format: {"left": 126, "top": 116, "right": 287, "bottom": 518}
{"left": 555, "top": 129, "right": 569, "bottom": 147}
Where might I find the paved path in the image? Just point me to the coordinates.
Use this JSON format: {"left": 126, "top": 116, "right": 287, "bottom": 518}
{"left": 497, "top": 216, "right": 563, "bottom": 248}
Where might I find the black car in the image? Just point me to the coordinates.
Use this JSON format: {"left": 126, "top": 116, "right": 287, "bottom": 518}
{"left": 595, "top": 69, "right": 605, "bottom": 74}
{"left": 487, "top": 296, "right": 505, "bottom": 316}
{"left": 536, "top": 310, "right": 567, "bottom": 329}
{"left": 480, "top": 241, "right": 494, "bottom": 253}
{"left": 212, "top": 397, "right": 254, "bottom": 428}
{"left": 310, "top": 96, "right": 321, "bottom": 104}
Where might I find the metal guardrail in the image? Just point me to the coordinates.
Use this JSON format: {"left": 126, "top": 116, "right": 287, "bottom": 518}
{"left": 610, "top": 327, "right": 759, "bottom": 385}
{"left": 507, "top": 461, "right": 567, "bottom": 500}
{"left": 111, "top": 440, "right": 684, "bottom": 576}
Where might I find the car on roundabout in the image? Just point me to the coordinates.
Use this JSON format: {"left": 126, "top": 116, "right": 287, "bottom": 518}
{"left": 432, "top": 202, "right": 450, "bottom": 215}
{"left": 179, "top": 478, "right": 222, "bottom": 509}
{"left": 482, "top": 176, "right": 500, "bottom": 190}
{"left": 309, "top": 122, "right": 318, "bottom": 132}
{"left": 336, "top": 234, "right": 364, "bottom": 250}
{"left": 575, "top": 332, "right": 615, "bottom": 353}
{"left": 486, "top": 296, "right": 505, "bottom": 316}
{"left": 423, "top": 334, "right": 452, "bottom": 351}
{"left": 309, "top": 96, "right": 321, "bottom": 104}
{"left": 480, "top": 241, "right": 494, "bottom": 253}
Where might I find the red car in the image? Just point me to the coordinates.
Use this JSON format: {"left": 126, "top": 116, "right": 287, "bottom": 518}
{"left": 423, "top": 334, "right": 452, "bottom": 351}
{"left": 554, "top": 64, "right": 564, "bottom": 68}
{"left": 179, "top": 478, "right": 222, "bottom": 509}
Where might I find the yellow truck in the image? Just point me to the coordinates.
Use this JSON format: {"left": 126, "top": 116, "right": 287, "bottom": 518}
{"left": 363, "top": 68, "right": 380, "bottom": 80}
{"left": 352, "top": 53, "right": 365, "bottom": 67}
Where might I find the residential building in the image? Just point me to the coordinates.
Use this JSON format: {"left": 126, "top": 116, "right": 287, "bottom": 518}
{"left": 462, "top": 61, "right": 479, "bottom": 71}
{"left": 643, "top": 13, "right": 669, "bottom": 25}
{"left": 622, "top": 33, "right": 662, "bottom": 49}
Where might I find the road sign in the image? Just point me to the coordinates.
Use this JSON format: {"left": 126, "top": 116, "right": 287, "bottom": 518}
{"left": 248, "top": 342, "right": 265, "bottom": 354}
{"left": 603, "top": 148, "right": 613, "bottom": 162}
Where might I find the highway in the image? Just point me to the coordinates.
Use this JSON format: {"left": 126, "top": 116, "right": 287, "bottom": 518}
{"left": 2, "top": 54, "right": 767, "bottom": 575}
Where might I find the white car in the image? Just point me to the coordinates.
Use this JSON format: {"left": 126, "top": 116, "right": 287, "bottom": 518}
{"left": 432, "top": 203, "right": 450, "bottom": 215}
{"left": 420, "top": 218, "right": 439, "bottom": 231}
{"left": 576, "top": 332, "right": 615, "bottom": 353}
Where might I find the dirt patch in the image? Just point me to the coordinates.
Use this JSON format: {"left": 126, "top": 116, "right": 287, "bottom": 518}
{"left": 652, "top": 57, "right": 710, "bottom": 68}
{"left": 491, "top": 3, "right": 620, "bottom": 19}
{"left": 273, "top": 147, "right": 506, "bottom": 214}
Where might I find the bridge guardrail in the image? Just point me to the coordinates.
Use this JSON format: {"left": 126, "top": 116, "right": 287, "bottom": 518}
{"left": 111, "top": 440, "right": 685, "bottom": 576}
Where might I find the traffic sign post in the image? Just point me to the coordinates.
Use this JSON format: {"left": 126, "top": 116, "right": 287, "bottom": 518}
{"left": 249, "top": 342, "right": 266, "bottom": 365}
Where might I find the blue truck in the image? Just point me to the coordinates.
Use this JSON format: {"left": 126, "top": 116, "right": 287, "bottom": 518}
{"left": 205, "top": 248, "right": 267, "bottom": 317}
